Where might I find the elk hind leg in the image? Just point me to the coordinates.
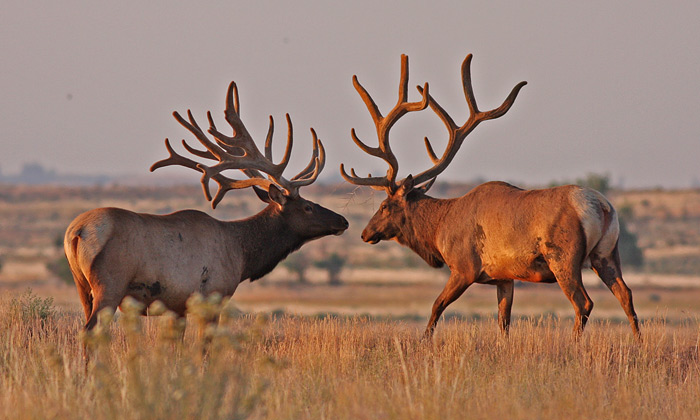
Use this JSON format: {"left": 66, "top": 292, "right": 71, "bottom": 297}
{"left": 590, "top": 247, "right": 640, "bottom": 338}
{"left": 424, "top": 272, "right": 474, "bottom": 339}
{"left": 79, "top": 280, "right": 126, "bottom": 367}
{"left": 73, "top": 274, "right": 94, "bottom": 322}
{"left": 496, "top": 280, "right": 514, "bottom": 335}
{"left": 83, "top": 278, "right": 127, "bottom": 332}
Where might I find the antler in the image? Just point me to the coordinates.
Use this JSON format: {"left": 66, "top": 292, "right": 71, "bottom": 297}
{"left": 411, "top": 54, "right": 527, "bottom": 187}
{"left": 340, "top": 54, "right": 429, "bottom": 192}
{"left": 151, "top": 81, "right": 325, "bottom": 208}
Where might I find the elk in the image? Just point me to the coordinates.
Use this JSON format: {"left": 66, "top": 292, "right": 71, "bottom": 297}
{"left": 341, "top": 54, "right": 640, "bottom": 338}
{"left": 65, "top": 81, "right": 349, "bottom": 331}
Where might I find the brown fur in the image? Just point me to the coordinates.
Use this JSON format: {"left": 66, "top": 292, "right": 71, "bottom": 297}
{"left": 64, "top": 193, "right": 348, "bottom": 331}
{"left": 362, "top": 181, "right": 640, "bottom": 338}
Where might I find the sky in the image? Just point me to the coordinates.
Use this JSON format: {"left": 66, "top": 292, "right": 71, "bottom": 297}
{"left": 2, "top": 1, "right": 699, "bottom": 189}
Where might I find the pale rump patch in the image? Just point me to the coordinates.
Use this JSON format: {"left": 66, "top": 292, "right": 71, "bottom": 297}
{"left": 79, "top": 222, "right": 112, "bottom": 266}
{"left": 569, "top": 188, "right": 616, "bottom": 258}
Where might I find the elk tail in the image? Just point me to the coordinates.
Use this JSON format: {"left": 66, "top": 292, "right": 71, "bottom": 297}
{"left": 570, "top": 187, "right": 619, "bottom": 265}
{"left": 63, "top": 213, "right": 115, "bottom": 320}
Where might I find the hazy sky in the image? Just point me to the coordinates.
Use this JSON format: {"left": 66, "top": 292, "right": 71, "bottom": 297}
{"left": 2, "top": 1, "right": 699, "bottom": 188}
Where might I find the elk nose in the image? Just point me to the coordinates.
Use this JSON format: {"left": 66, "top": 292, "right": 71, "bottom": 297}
{"left": 361, "top": 228, "right": 374, "bottom": 243}
{"left": 341, "top": 217, "right": 349, "bottom": 229}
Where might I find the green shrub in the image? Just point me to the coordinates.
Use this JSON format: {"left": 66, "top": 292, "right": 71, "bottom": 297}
{"left": 9, "top": 288, "right": 55, "bottom": 322}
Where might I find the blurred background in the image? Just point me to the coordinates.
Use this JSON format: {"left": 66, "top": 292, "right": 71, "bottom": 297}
{"left": 2, "top": 1, "right": 699, "bottom": 325}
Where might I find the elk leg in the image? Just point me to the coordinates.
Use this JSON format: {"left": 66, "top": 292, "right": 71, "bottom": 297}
{"left": 590, "top": 248, "right": 640, "bottom": 338}
{"left": 496, "top": 280, "right": 514, "bottom": 334}
{"left": 83, "top": 280, "right": 127, "bottom": 331}
{"left": 552, "top": 268, "right": 593, "bottom": 336}
{"left": 74, "top": 277, "right": 94, "bottom": 322}
{"left": 80, "top": 283, "right": 125, "bottom": 367}
{"left": 424, "top": 272, "right": 473, "bottom": 339}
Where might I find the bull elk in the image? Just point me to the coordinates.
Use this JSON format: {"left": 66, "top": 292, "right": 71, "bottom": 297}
{"left": 341, "top": 54, "right": 640, "bottom": 338}
{"left": 65, "top": 81, "right": 348, "bottom": 331}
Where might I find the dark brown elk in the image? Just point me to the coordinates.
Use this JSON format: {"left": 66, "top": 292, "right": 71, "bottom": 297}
{"left": 65, "top": 82, "right": 348, "bottom": 331}
{"left": 341, "top": 54, "right": 639, "bottom": 338}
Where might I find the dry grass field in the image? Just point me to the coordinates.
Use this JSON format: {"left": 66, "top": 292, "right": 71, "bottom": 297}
{"left": 2, "top": 184, "right": 700, "bottom": 418}
{"left": 1, "top": 289, "right": 699, "bottom": 420}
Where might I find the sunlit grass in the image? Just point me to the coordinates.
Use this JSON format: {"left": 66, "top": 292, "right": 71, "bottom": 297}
{"left": 1, "top": 292, "right": 699, "bottom": 419}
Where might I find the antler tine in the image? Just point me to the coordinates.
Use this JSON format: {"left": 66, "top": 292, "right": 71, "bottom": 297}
{"left": 206, "top": 111, "right": 245, "bottom": 156}
{"left": 278, "top": 114, "right": 294, "bottom": 174}
{"left": 262, "top": 113, "right": 294, "bottom": 175}
{"left": 150, "top": 138, "right": 201, "bottom": 172}
{"left": 423, "top": 136, "right": 440, "bottom": 164}
{"left": 280, "top": 128, "right": 325, "bottom": 196}
{"left": 340, "top": 163, "right": 391, "bottom": 189}
{"left": 181, "top": 139, "right": 217, "bottom": 160}
{"left": 292, "top": 128, "right": 323, "bottom": 181}
{"left": 341, "top": 54, "right": 430, "bottom": 192}
{"left": 227, "top": 80, "right": 240, "bottom": 116}
{"left": 264, "top": 115, "right": 274, "bottom": 160}
{"left": 224, "top": 81, "right": 246, "bottom": 136}
{"left": 173, "top": 110, "right": 225, "bottom": 160}
{"left": 411, "top": 54, "right": 527, "bottom": 186}
{"left": 209, "top": 175, "right": 272, "bottom": 209}
{"left": 460, "top": 54, "right": 479, "bottom": 116}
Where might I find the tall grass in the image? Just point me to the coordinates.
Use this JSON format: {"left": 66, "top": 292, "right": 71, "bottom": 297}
{"left": 0, "top": 293, "right": 698, "bottom": 419}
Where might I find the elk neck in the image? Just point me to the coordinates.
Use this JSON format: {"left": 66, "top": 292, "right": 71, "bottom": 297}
{"left": 396, "top": 194, "right": 454, "bottom": 268}
{"left": 227, "top": 205, "right": 307, "bottom": 282}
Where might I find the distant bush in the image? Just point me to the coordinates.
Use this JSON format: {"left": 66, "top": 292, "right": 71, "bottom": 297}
{"left": 645, "top": 255, "right": 700, "bottom": 275}
{"left": 9, "top": 288, "right": 55, "bottom": 323}
{"left": 47, "top": 256, "right": 74, "bottom": 285}
{"left": 549, "top": 172, "right": 612, "bottom": 194}
{"left": 282, "top": 252, "right": 311, "bottom": 283}
{"left": 314, "top": 253, "right": 346, "bottom": 286}
{"left": 618, "top": 216, "right": 644, "bottom": 268}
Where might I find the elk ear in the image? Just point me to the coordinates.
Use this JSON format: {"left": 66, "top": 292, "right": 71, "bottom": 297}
{"left": 253, "top": 186, "right": 271, "bottom": 203}
{"left": 416, "top": 177, "right": 436, "bottom": 194}
{"left": 267, "top": 185, "right": 288, "bottom": 208}
{"left": 398, "top": 175, "right": 415, "bottom": 197}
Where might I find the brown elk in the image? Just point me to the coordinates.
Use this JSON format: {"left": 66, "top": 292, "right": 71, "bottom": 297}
{"left": 65, "top": 81, "right": 348, "bottom": 331}
{"left": 341, "top": 54, "right": 640, "bottom": 338}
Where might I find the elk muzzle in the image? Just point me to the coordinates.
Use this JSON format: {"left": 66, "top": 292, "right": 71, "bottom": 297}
{"left": 334, "top": 216, "right": 350, "bottom": 235}
{"left": 361, "top": 226, "right": 382, "bottom": 244}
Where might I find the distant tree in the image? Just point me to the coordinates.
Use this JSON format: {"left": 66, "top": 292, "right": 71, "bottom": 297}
{"left": 576, "top": 173, "right": 611, "bottom": 195}
{"left": 282, "top": 252, "right": 311, "bottom": 283}
{"left": 48, "top": 233, "right": 73, "bottom": 284}
{"left": 47, "top": 256, "right": 73, "bottom": 285}
{"left": 616, "top": 205, "right": 644, "bottom": 268}
{"left": 53, "top": 233, "right": 63, "bottom": 248}
{"left": 314, "top": 252, "right": 346, "bottom": 286}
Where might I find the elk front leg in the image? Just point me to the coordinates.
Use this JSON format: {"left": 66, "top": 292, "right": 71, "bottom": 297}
{"left": 424, "top": 272, "right": 474, "bottom": 339}
{"left": 496, "top": 280, "right": 514, "bottom": 334}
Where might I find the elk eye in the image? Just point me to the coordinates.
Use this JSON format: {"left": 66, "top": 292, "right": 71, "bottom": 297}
{"left": 304, "top": 205, "right": 313, "bottom": 213}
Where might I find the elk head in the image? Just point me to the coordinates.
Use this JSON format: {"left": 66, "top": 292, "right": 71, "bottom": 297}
{"left": 341, "top": 54, "right": 526, "bottom": 244}
{"left": 151, "top": 81, "right": 349, "bottom": 237}
{"left": 253, "top": 184, "right": 347, "bottom": 239}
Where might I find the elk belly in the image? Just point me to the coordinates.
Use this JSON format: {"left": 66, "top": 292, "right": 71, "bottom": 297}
{"left": 126, "top": 280, "right": 167, "bottom": 307}
{"left": 482, "top": 254, "right": 557, "bottom": 284}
